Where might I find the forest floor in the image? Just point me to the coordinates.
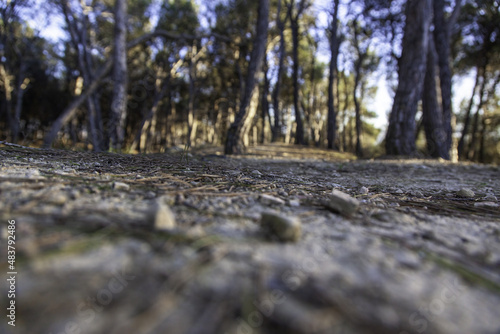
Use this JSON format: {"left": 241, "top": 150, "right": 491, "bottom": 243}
{"left": 1, "top": 143, "right": 500, "bottom": 334}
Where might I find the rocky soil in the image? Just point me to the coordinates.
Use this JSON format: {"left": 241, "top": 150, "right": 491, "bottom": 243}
{"left": 1, "top": 143, "right": 499, "bottom": 334}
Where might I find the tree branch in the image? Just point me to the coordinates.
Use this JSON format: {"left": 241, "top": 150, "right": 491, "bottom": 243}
{"left": 43, "top": 29, "right": 232, "bottom": 148}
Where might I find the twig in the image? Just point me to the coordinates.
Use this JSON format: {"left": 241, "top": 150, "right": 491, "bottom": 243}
{"left": 0, "top": 141, "right": 35, "bottom": 149}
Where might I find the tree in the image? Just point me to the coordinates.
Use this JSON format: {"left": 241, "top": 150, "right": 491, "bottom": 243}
{"left": 456, "top": 0, "right": 500, "bottom": 161}
{"left": 349, "top": 18, "right": 379, "bottom": 158}
{"left": 225, "top": 0, "right": 269, "bottom": 154}
{"left": 54, "top": 0, "right": 107, "bottom": 151}
{"left": 433, "top": 0, "right": 462, "bottom": 156}
{"left": 286, "top": 0, "right": 310, "bottom": 145}
{"left": 385, "top": 0, "right": 432, "bottom": 156}
{"left": 326, "top": 0, "right": 341, "bottom": 150}
{"left": 0, "top": 0, "right": 35, "bottom": 143}
{"left": 109, "top": 0, "right": 128, "bottom": 151}
{"left": 271, "top": 0, "right": 288, "bottom": 142}
{"left": 422, "top": 32, "right": 449, "bottom": 159}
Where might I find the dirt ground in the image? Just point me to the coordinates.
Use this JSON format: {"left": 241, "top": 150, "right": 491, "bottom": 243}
{"left": 0, "top": 143, "right": 499, "bottom": 334}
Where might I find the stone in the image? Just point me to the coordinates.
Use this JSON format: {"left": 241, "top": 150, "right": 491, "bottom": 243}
{"left": 324, "top": 189, "right": 360, "bottom": 216}
{"left": 474, "top": 202, "right": 499, "bottom": 208}
{"left": 483, "top": 194, "right": 498, "bottom": 202}
{"left": 151, "top": 196, "right": 176, "bottom": 231}
{"left": 252, "top": 169, "right": 263, "bottom": 176}
{"left": 47, "top": 192, "right": 69, "bottom": 206}
{"left": 113, "top": 181, "right": 130, "bottom": 191}
{"left": 411, "top": 190, "right": 424, "bottom": 198}
{"left": 395, "top": 252, "right": 421, "bottom": 269}
{"left": 260, "top": 211, "right": 302, "bottom": 242}
{"left": 259, "top": 194, "right": 285, "bottom": 206}
{"left": 358, "top": 186, "right": 369, "bottom": 195}
{"left": 457, "top": 188, "right": 475, "bottom": 198}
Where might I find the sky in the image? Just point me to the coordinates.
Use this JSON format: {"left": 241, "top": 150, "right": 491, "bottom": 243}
{"left": 31, "top": 0, "right": 475, "bottom": 132}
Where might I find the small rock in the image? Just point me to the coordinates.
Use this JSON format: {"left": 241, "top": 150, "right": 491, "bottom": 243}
{"left": 358, "top": 186, "right": 369, "bottom": 195}
{"left": 324, "top": 189, "right": 360, "bottom": 216}
{"left": 457, "top": 188, "right": 475, "bottom": 198}
{"left": 152, "top": 196, "right": 177, "bottom": 231}
{"left": 486, "top": 252, "right": 500, "bottom": 266}
{"left": 288, "top": 199, "right": 300, "bottom": 207}
{"left": 144, "top": 191, "right": 156, "bottom": 199}
{"left": 69, "top": 189, "right": 80, "bottom": 200}
{"left": 113, "top": 181, "right": 130, "bottom": 191}
{"left": 483, "top": 194, "right": 498, "bottom": 202}
{"left": 260, "top": 211, "right": 302, "bottom": 242}
{"left": 48, "top": 192, "right": 69, "bottom": 205}
{"left": 251, "top": 170, "right": 263, "bottom": 176}
{"left": 395, "top": 252, "right": 421, "bottom": 269}
{"left": 278, "top": 189, "right": 289, "bottom": 197}
{"left": 25, "top": 168, "right": 44, "bottom": 179}
{"left": 464, "top": 243, "right": 487, "bottom": 257}
{"left": 185, "top": 225, "right": 205, "bottom": 238}
{"left": 259, "top": 194, "right": 285, "bottom": 206}
{"left": 411, "top": 190, "right": 424, "bottom": 198}
{"left": 474, "top": 201, "right": 499, "bottom": 208}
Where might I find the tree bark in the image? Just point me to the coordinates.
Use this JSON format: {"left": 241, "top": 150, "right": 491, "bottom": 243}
{"left": 422, "top": 33, "right": 449, "bottom": 159}
{"left": 271, "top": 0, "right": 288, "bottom": 142}
{"left": 225, "top": 0, "right": 269, "bottom": 155}
{"left": 260, "top": 58, "right": 270, "bottom": 143}
{"left": 353, "top": 60, "right": 363, "bottom": 158}
{"left": 187, "top": 46, "right": 197, "bottom": 147}
{"left": 289, "top": 0, "right": 306, "bottom": 145}
{"left": 433, "top": 0, "right": 462, "bottom": 156}
{"left": 109, "top": 0, "right": 128, "bottom": 150}
{"left": 327, "top": 0, "right": 340, "bottom": 150}
{"left": 385, "top": 0, "right": 432, "bottom": 156}
{"left": 457, "top": 65, "right": 481, "bottom": 159}
{"left": 351, "top": 20, "right": 365, "bottom": 158}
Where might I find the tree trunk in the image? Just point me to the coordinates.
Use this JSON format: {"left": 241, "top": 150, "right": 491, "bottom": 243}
{"left": 327, "top": 0, "right": 340, "bottom": 150}
{"left": 422, "top": 33, "right": 449, "bottom": 159}
{"left": 43, "top": 60, "right": 114, "bottom": 148}
{"left": 353, "top": 65, "right": 363, "bottom": 158}
{"left": 187, "top": 47, "right": 197, "bottom": 147}
{"left": 457, "top": 65, "right": 481, "bottom": 159}
{"left": 131, "top": 76, "right": 169, "bottom": 153}
{"left": 260, "top": 58, "right": 270, "bottom": 144}
{"left": 11, "top": 61, "right": 28, "bottom": 143}
{"left": 109, "top": 0, "right": 128, "bottom": 151}
{"left": 467, "top": 70, "right": 499, "bottom": 160}
{"left": 385, "top": 0, "right": 432, "bottom": 156}
{"left": 478, "top": 116, "right": 487, "bottom": 163}
{"left": 43, "top": 22, "right": 213, "bottom": 149}
{"left": 60, "top": 0, "right": 105, "bottom": 151}
{"left": 433, "top": 0, "right": 461, "bottom": 155}
{"left": 271, "top": 0, "right": 287, "bottom": 142}
{"left": 225, "top": 0, "right": 269, "bottom": 155}
{"left": 0, "top": 63, "right": 13, "bottom": 141}
{"left": 352, "top": 19, "right": 365, "bottom": 158}
{"left": 290, "top": 5, "right": 305, "bottom": 145}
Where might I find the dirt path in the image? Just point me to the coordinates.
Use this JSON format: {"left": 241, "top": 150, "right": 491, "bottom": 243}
{"left": 1, "top": 143, "right": 499, "bottom": 334}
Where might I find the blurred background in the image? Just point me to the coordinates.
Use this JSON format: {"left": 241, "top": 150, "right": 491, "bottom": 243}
{"left": 0, "top": 0, "right": 499, "bottom": 162}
